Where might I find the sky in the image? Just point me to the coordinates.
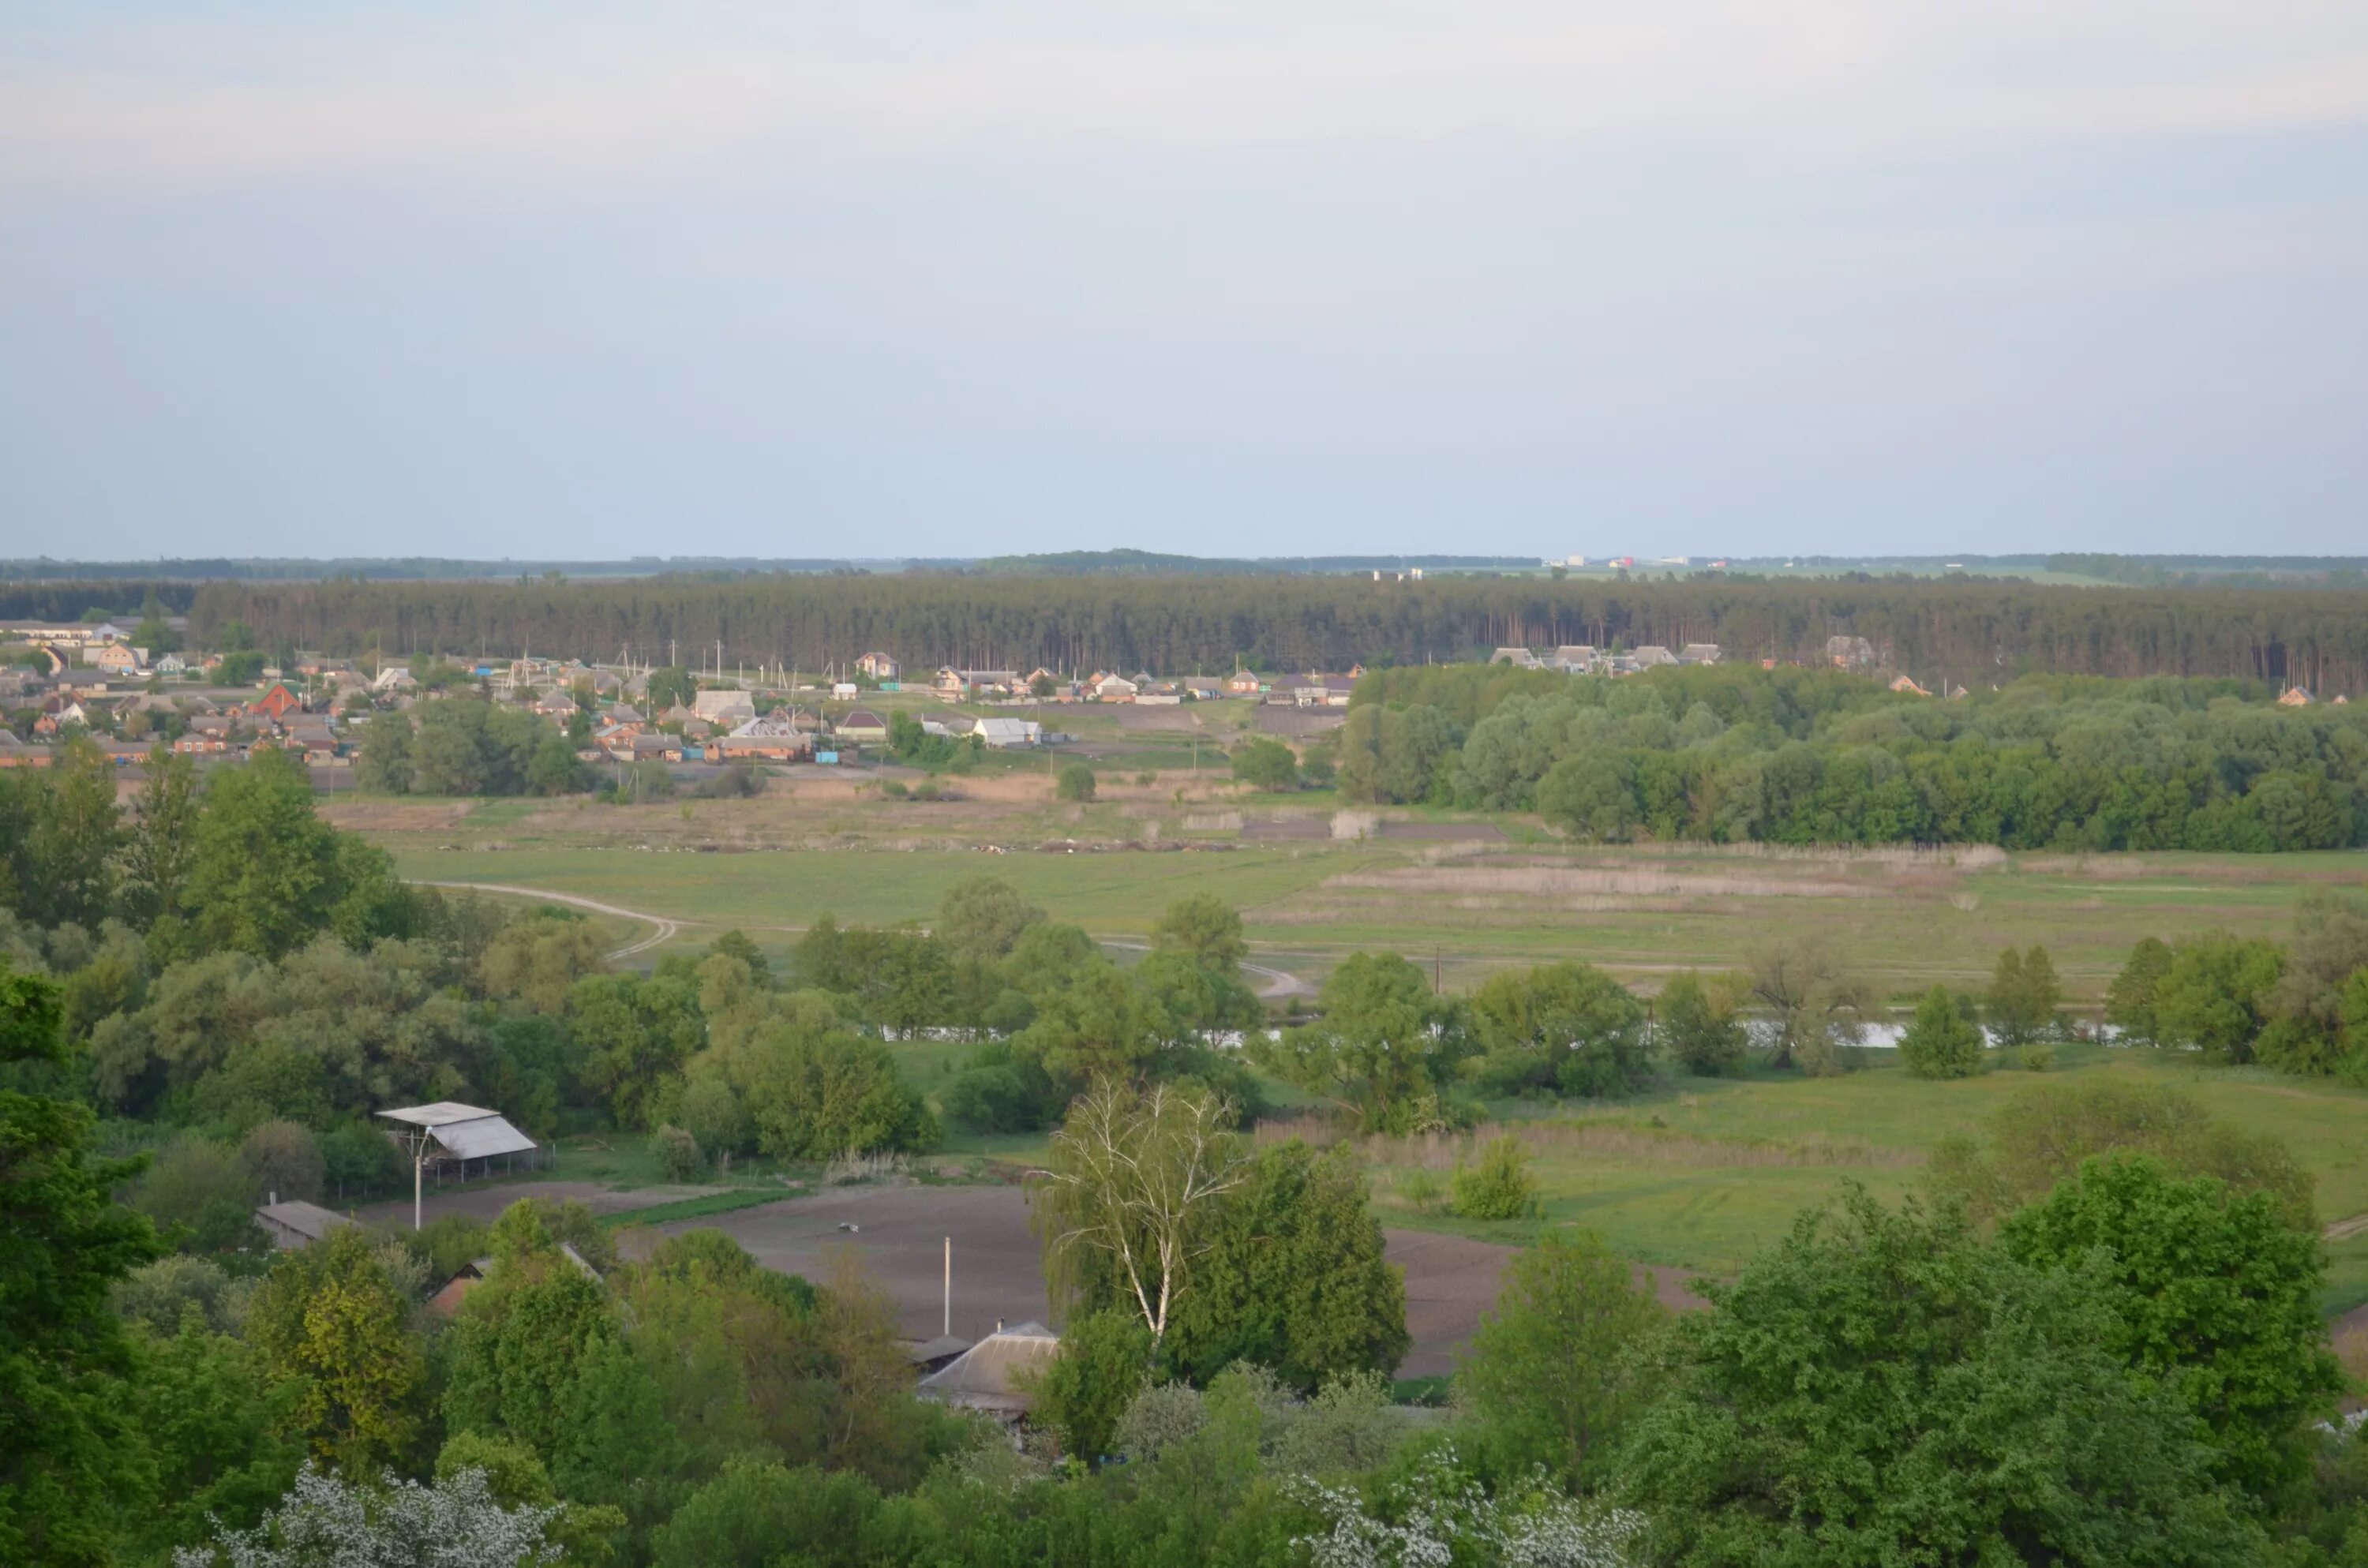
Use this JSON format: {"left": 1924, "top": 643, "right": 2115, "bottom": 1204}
{"left": 2, "top": 2, "right": 2364, "bottom": 562}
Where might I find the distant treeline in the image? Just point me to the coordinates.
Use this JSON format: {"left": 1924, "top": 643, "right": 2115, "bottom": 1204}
{"left": 960, "top": 548, "right": 1538, "bottom": 576}
{"left": 1341, "top": 664, "right": 2368, "bottom": 852}
{"left": 159, "top": 574, "right": 2368, "bottom": 694}
{"left": 0, "top": 557, "right": 883, "bottom": 585}
{"left": 2048, "top": 554, "right": 2368, "bottom": 589}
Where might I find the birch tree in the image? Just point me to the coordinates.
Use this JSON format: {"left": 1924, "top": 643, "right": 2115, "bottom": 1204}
{"left": 1029, "top": 1080, "right": 1246, "bottom": 1344}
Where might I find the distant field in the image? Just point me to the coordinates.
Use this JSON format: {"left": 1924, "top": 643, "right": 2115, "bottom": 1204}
{"left": 376, "top": 790, "right": 2365, "bottom": 1001}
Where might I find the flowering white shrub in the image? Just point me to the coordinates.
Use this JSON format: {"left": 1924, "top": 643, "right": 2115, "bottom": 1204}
{"left": 1288, "top": 1445, "right": 1643, "bottom": 1568}
{"left": 173, "top": 1465, "right": 564, "bottom": 1568}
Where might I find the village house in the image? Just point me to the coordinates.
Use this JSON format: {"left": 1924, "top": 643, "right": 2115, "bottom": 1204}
{"left": 0, "top": 729, "right": 50, "bottom": 767}
{"left": 691, "top": 689, "right": 757, "bottom": 725}
{"left": 1890, "top": 675, "right": 1932, "bottom": 697}
{"left": 88, "top": 642, "right": 148, "bottom": 675}
{"left": 1551, "top": 646, "right": 1597, "bottom": 672}
{"left": 372, "top": 666, "right": 418, "bottom": 693}
{"left": 835, "top": 709, "right": 890, "bottom": 744}
{"left": 974, "top": 717, "right": 1043, "bottom": 749}
{"left": 154, "top": 652, "right": 188, "bottom": 675}
{"left": 935, "top": 668, "right": 1018, "bottom": 699}
{"left": 254, "top": 683, "right": 305, "bottom": 724}
{"left": 1090, "top": 673, "right": 1140, "bottom": 702}
{"left": 1678, "top": 643, "right": 1723, "bottom": 664}
{"left": 711, "top": 711, "right": 814, "bottom": 762}
{"left": 1629, "top": 646, "right": 1677, "bottom": 668}
{"left": 1224, "top": 670, "right": 1266, "bottom": 695}
{"left": 855, "top": 652, "right": 901, "bottom": 681}
{"left": 916, "top": 1321, "right": 1062, "bottom": 1424}
{"left": 1490, "top": 647, "right": 1542, "bottom": 668}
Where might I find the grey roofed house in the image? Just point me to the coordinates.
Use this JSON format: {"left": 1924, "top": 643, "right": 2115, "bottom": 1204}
{"left": 256, "top": 1199, "right": 357, "bottom": 1250}
{"left": 1551, "top": 645, "right": 1597, "bottom": 670}
{"left": 916, "top": 1321, "right": 1061, "bottom": 1419}
{"left": 1678, "top": 642, "right": 1723, "bottom": 664}
{"left": 1491, "top": 647, "right": 1542, "bottom": 668}
{"left": 974, "top": 717, "right": 1042, "bottom": 748}
{"left": 376, "top": 1102, "right": 538, "bottom": 1162}
{"left": 1629, "top": 646, "right": 1677, "bottom": 667}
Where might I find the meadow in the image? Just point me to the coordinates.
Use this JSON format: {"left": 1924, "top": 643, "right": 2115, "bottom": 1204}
{"left": 342, "top": 762, "right": 2368, "bottom": 1316}
{"left": 361, "top": 769, "right": 2364, "bottom": 1001}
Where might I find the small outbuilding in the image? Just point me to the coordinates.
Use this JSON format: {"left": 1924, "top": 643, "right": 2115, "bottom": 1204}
{"left": 256, "top": 1199, "right": 358, "bottom": 1251}
{"left": 916, "top": 1321, "right": 1061, "bottom": 1421}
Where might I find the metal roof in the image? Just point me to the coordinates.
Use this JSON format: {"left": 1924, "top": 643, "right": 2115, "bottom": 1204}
{"left": 377, "top": 1102, "right": 538, "bottom": 1159}
{"left": 256, "top": 1199, "right": 355, "bottom": 1241}
{"left": 377, "top": 1101, "right": 504, "bottom": 1128}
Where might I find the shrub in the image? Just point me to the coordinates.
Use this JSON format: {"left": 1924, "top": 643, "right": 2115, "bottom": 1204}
{"left": 1897, "top": 986, "right": 1986, "bottom": 1080}
{"left": 1056, "top": 764, "right": 1096, "bottom": 803}
{"left": 239, "top": 1120, "right": 325, "bottom": 1204}
{"left": 654, "top": 1124, "right": 706, "bottom": 1181}
{"left": 1658, "top": 971, "right": 1748, "bottom": 1077}
{"left": 1452, "top": 1134, "right": 1538, "bottom": 1220}
{"left": 879, "top": 779, "right": 909, "bottom": 799}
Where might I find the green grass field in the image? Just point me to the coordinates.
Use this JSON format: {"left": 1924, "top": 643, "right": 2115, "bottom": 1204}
{"left": 386, "top": 831, "right": 2365, "bottom": 1003}
{"left": 350, "top": 789, "right": 2368, "bottom": 1315}
{"left": 1363, "top": 1048, "right": 2368, "bottom": 1312}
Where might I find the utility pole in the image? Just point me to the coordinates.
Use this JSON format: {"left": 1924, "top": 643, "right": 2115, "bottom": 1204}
{"left": 943, "top": 1237, "right": 952, "bottom": 1338}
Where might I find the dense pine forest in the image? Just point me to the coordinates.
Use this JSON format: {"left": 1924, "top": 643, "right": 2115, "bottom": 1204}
{"left": 9, "top": 567, "right": 2368, "bottom": 694}
{"left": 112, "top": 576, "right": 2368, "bottom": 693}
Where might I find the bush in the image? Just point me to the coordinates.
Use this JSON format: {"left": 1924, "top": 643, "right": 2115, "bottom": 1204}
{"left": 655, "top": 1124, "right": 706, "bottom": 1181}
{"left": 1031, "top": 1309, "right": 1153, "bottom": 1465}
{"left": 238, "top": 1120, "right": 324, "bottom": 1204}
{"left": 1897, "top": 986, "right": 1986, "bottom": 1080}
{"left": 694, "top": 763, "right": 764, "bottom": 799}
{"left": 879, "top": 780, "right": 909, "bottom": 799}
{"left": 1231, "top": 738, "right": 1300, "bottom": 791}
{"left": 1658, "top": 971, "right": 1748, "bottom": 1077}
{"left": 1056, "top": 763, "right": 1096, "bottom": 803}
{"left": 320, "top": 1121, "right": 407, "bottom": 1200}
{"left": 1452, "top": 1134, "right": 1538, "bottom": 1220}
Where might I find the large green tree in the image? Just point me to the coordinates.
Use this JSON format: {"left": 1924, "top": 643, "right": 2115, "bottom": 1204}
{"left": 182, "top": 747, "right": 349, "bottom": 960}
{"left": 0, "top": 964, "right": 165, "bottom": 1567}
{"left": 1620, "top": 1188, "right": 2261, "bottom": 1565}
{"left": 1456, "top": 1227, "right": 1668, "bottom": 1490}
{"left": 2002, "top": 1154, "right": 2339, "bottom": 1499}
{"left": 1255, "top": 952, "right": 1463, "bottom": 1132}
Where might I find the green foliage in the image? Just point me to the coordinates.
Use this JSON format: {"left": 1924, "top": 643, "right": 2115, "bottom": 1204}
{"left": 123, "top": 1314, "right": 304, "bottom": 1557}
{"left": 1656, "top": 971, "right": 1748, "bottom": 1077}
{"left": 1255, "top": 952, "right": 1464, "bottom": 1133}
{"left": 1619, "top": 1188, "right": 2262, "bottom": 1565}
{"left": 1984, "top": 945, "right": 2063, "bottom": 1046}
{"left": 1456, "top": 1227, "right": 1668, "bottom": 1489}
{"left": 1033, "top": 1309, "right": 1154, "bottom": 1465}
{"left": 2003, "top": 1154, "right": 2339, "bottom": 1499}
{"left": 2153, "top": 930, "right": 2287, "bottom": 1061}
{"left": 1056, "top": 762, "right": 1097, "bottom": 802}
{"left": 654, "top": 1123, "right": 706, "bottom": 1179}
{"left": 2107, "top": 936, "right": 2175, "bottom": 1044}
{"left": 1452, "top": 1133, "right": 1538, "bottom": 1219}
{"left": 184, "top": 747, "right": 416, "bottom": 960}
{"left": 1230, "top": 737, "right": 1300, "bottom": 791}
{"left": 1158, "top": 1140, "right": 1411, "bottom": 1391}
{"left": 0, "top": 964, "right": 166, "bottom": 1568}
{"left": 1467, "top": 960, "right": 1651, "bottom": 1098}
{"left": 1897, "top": 985, "right": 1987, "bottom": 1080}
{"left": 1924, "top": 1077, "right": 2317, "bottom": 1229}
{"left": 132, "top": 1132, "right": 273, "bottom": 1263}
{"left": 246, "top": 1223, "right": 425, "bottom": 1473}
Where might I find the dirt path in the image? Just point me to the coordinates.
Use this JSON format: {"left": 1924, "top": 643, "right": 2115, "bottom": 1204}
{"left": 1101, "top": 937, "right": 1315, "bottom": 1000}
{"left": 418, "top": 881, "right": 681, "bottom": 960}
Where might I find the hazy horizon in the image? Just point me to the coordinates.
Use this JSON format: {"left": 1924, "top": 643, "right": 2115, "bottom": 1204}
{"left": 5, "top": 4, "right": 2363, "bottom": 560}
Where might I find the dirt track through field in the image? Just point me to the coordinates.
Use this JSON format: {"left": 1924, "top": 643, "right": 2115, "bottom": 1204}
{"left": 418, "top": 881, "right": 680, "bottom": 958}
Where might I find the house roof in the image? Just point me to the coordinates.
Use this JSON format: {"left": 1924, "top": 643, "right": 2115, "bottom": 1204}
{"left": 256, "top": 1199, "right": 355, "bottom": 1242}
{"left": 916, "top": 1321, "right": 1060, "bottom": 1413}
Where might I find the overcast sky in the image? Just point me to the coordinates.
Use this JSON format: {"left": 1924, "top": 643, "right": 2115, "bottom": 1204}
{"left": 3, "top": 2, "right": 2364, "bottom": 560}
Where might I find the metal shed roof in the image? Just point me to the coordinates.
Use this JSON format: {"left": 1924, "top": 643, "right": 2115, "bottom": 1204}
{"left": 377, "top": 1102, "right": 538, "bottom": 1158}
